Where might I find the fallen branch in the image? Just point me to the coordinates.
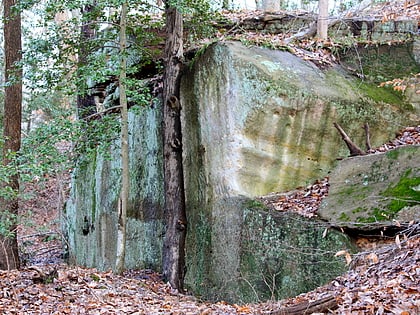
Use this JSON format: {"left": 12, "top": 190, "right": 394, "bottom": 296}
{"left": 270, "top": 295, "right": 338, "bottom": 315}
{"left": 334, "top": 122, "right": 366, "bottom": 156}
{"left": 284, "top": 0, "right": 374, "bottom": 43}
{"left": 83, "top": 105, "right": 122, "bottom": 122}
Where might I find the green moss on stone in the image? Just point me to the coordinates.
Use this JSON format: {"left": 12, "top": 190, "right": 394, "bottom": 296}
{"left": 339, "top": 213, "right": 350, "bottom": 221}
{"left": 245, "top": 199, "right": 268, "bottom": 210}
{"left": 386, "top": 149, "right": 400, "bottom": 160}
{"left": 339, "top": 43, "right": 420, "bottom": 84}
{"left": 382, "top": 169, "right": 420, "bottom": 213}
{"left": 358, "top": 82, "right": 406, "bottom": 106}
{"left": 352, "top": 207, "right": 364, "bottom": 214}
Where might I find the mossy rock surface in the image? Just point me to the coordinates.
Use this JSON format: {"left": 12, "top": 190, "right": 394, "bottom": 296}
{"left": 64, "top": 105, "right": 165, "bottom": 271}
{"left": 318, "top": 145, "right": 420, "bottom": 230}
{"left": 185, "top": 197, "right": 354, "bottom": 303}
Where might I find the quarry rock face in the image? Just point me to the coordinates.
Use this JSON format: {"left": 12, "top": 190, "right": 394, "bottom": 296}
{"left": 64, "top": 105, "right": 165, "bottom": 271}
{"left": 180, "top": 41, "right": 418, "bottom": 301}
{"left": 181, "top": 41, "right": 418, "bottom": 197}
{"left": 65, "top": 40, "right": 419, "bottom": 303}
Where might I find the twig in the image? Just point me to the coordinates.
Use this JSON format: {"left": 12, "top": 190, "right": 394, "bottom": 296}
{"left": 83, "top": 105, "right": 122, "bottom": 121}
{"left": 19, "top": 231, "right": 58, "bottom": 240}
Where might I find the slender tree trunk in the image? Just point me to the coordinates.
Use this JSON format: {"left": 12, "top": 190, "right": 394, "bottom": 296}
{"left": 261, "top": 0, "right": 281, "bottom": 12}
{"left": 77, "top": 2, "right": 97, "bottom": 119}
{"left": 317, "top": 0, "right": 329, "bottom": 40}
{"left": 115, "top": 1, "right": 129, "bottom": 275}
{"left": 162, "top": 4, "right": 187, "bottom": 291}
{"left": 222, "top": 0, "right": 230, "bottom": 10}
{"left": 0, "top": 0, "right": 22, "bottom": 270}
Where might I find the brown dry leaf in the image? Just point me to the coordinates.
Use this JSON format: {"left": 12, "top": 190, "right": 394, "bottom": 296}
{"left": 234, "top": 304, "right": 252, "bottom": 313}
{"left": 367, "top": 252, "right": 379, "bottom": 264}
{"left": 335, "top": 250, "right": 352, "bottom": 266}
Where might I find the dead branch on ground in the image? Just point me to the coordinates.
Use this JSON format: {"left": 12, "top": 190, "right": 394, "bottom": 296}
{"left": 270, "top": 295, "right": 338, "bottom": 315}
{"left": 334, "top": 122, "right": 366, "bottom": 156}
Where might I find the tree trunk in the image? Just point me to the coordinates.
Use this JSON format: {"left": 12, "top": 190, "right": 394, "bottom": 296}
{"left": 162, "top": 4, "right": 187, "bottom": 291}
{"left": 0, "top": 0, "right": 22, "bottom": 270}
{"left": 261, "top": 0, "right": 281, "bottom": 12}
{"left": 317, "top": 0, "right": 329, "bottom": 40}
{"left": 363, "top": 122, "right": 371, "bottom": 151}
{"left": 77, "top": 2, "right": 97, "bottom": 119}
{"left": 115, "top": 1, "right": 129, "bottom": 275}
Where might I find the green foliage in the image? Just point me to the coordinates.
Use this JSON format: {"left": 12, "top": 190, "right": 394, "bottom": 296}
{"left": 77, "top": 115, "right": 121, "bottom": 162}
{"left": 0, "top": 211, "right": 18, "bottom": 238}
{"left": 24, "top": 0, "right": 162, "bottom": 99}
{"left": 18, "top": 117, "right": 78, "bottom": 180}
{"left": 177, "top": 0, "right": 219, "bottom": 45}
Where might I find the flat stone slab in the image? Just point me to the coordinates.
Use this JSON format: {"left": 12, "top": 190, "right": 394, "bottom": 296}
{"left": 318, "top": 145, "right": 420, "bottom": 230}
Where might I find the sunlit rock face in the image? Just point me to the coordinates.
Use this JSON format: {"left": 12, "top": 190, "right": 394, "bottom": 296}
{"left": 180, "top": 41, "right": 418, "bottom": 302}
{"left": 181, "top": 41, "right": 418, "bottom": 198}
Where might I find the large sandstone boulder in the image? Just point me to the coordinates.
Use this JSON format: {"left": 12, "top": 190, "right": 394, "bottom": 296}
{"left": 180, "top": 41, "right": 419, "bottom": 302}
{"left": 319, "top": 145, "right": 420, "bottom": 230}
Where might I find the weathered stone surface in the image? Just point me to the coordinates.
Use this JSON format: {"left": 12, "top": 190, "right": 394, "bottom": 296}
{"left": 181, "top": 41, "right": 418, "bottom": 197}
{"left": 339, "top": 42, "right": 420, "bottom": 83}
{"left": 318, "top": 145, "right": 420, "bottom": 230}
{"left": 65, "top": 40, "right": 419, "bottom": 303}
{"left": 180, "top": 41, "right": 418, "bottom": 302}
{"left": 63, "top": 104, "right": 164, "bottom": 271}
{"left": 187, "top": 199, "right": 355, "bottom": 303}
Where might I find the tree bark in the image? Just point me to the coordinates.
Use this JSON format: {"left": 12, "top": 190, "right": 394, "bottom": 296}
{"left": 261, "top": 0, "right": 281, "bottom": 12}
{"left": 317, "top": 0, "right": 329, "bottom": 40}
{"left": 363, "top": 122, "right": 371, "bottom": 151}
{"left": 115, "top": 1, "right": 129, "bottom": 275}
{"left": 0, "top": 0, "right": 22, "bottom": 270}
{"left": 162, "top": 4, "right": 187, "bottom": 291}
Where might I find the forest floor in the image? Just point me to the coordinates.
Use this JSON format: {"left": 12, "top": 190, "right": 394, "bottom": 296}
{"left": 0, "top": 126, "right": 418, "bottom": 314}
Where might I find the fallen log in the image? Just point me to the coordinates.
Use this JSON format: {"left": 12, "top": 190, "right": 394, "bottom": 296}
{"left": 270, "top": 295, "right": 338, "bottom": 315}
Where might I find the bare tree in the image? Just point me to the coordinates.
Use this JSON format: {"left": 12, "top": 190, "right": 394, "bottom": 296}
{"left": 162, "top": 2, "right": 187, "bottom": 291}
{"left": 115, "top": 1, "right": 129, "bottom": 274}
{"left": 0, "top": 0, "right": 22, "bottom": 270}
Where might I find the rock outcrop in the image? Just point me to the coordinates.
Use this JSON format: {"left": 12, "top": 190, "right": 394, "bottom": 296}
{"left": 319, "top": 145, "right": 420, "bottom": 230}
{"left": 64, "top": 104, "right": 164, "bottom": 271}
{"left": 64, "top": 40, "right": 419, "bottom": 303}
{"left": 180, "top": 41, "right": 419, "bottom": 301}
